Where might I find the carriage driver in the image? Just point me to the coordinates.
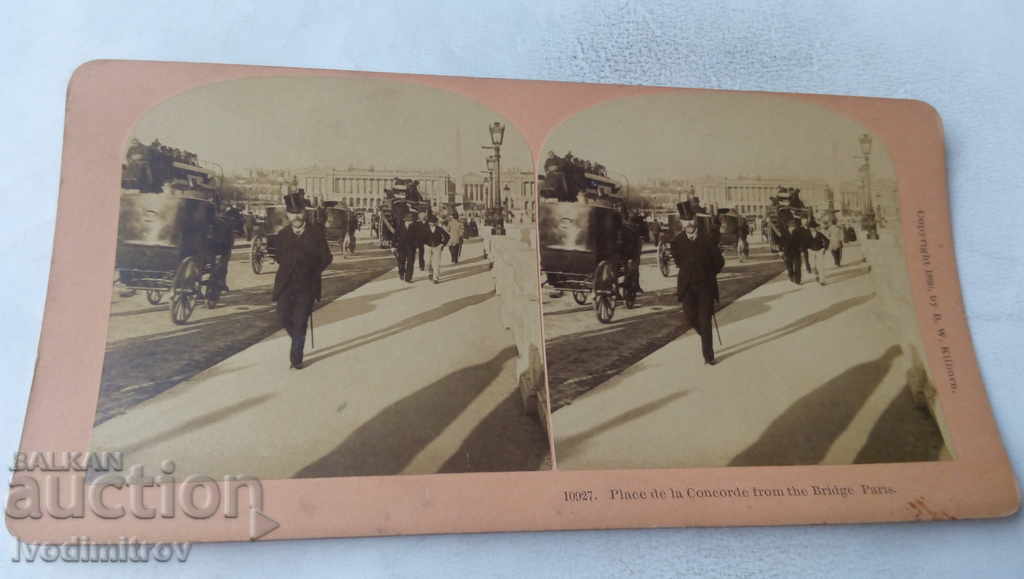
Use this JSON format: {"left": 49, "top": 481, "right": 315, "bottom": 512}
{"left": 272, "top": 192, "right": 333, "bottom": 370}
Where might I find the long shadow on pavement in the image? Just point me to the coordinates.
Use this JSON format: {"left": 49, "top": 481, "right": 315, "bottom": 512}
{"left": 437, "top": 389, "right": 550, "bottom": 473}
{"left": 554, "top": 390, "right": 692, "bottom": 464}
{"left": 715, "top": 293, "right": 875, "bottom": 363}
{"left": 294, "top": 346, "right": 517, "bottom": 477}
{"left": 729, "top": 345, "right": 902, "bottom": 466}
{"left": 853, "top": 385, "right": 946, "bottom": 463}
{"left": 115, "top": 393, "right": 276, "bottom": 456}
{"left": 301, "top": 290, "right": 496, "bottom": 367}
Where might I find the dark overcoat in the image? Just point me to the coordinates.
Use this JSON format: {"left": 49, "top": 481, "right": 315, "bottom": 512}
{"left": 670, "top": 231, "right": 725, "bottom": 302}
{"left": 272, "top": 224, "right": 333, "bottom": 302}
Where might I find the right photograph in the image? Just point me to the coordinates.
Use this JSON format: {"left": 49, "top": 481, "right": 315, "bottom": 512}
{"left": 540, "top": 91, "right": 952, "bottom": 470}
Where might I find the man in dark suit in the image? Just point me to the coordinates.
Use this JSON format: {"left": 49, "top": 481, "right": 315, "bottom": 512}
{"left": 798, "top": 216, "right": 813, "bottom": 274}
{"left": 620, "top": 213, "right": 645, "bottom": 294}
{"left": 412, "top": 211, "right": 429, "bottom": 271}
{"left": 395, "top": 211, "right": 418, "bottom": 282}
{"left": 671, "top": 203, "right": 725, "bottom": 365}
{"left": 782, "top": 220, "right": 809, "bottom": 285}
{"left": 272, "top": 193, "right": 333, "bottom": 369}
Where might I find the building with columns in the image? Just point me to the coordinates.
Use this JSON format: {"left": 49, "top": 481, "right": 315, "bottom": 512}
{"left": 293, "top": 167, "right": 456, "bottom": 210}
{"left": 692, "top": 176, "right": 832, "bottom": 216}
{"left": 640, "top": 175, "right": 833, "bottom": 217}
{"left": 461, "top": 167, "right": 537, "bottom": 220}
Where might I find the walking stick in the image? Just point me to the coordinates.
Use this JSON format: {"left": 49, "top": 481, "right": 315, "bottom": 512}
{"left": 308, "top": 309, "right": 315, "bottom": 350}
{"left": 712, "top": 311, "right": 722, "bottom": 346}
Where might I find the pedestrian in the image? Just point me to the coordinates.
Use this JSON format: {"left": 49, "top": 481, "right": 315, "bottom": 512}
{"left": 424, "top": 215, "right": 450, "bottom": 283}
{"left": 737, "top": 216, "right": 750, "bottom": 259}
{"left": 806, "top": 220, "right": 830, "bottom": 285}
{"left": 413, "top": 211, "right": 429, "bottom": 271}
{"left": 347, "top": 211, "right": 358, "bottom": 256}
{"left": 781, "top": 220, "right": 807, "bottom": 285}
{"left": 243, "top": 207, "right": 255, "bottom": 241}
{"left": 798, "top": 216, "right": 813, "bottom": 274}
{"left": 272, "top": 192, "right": 333, "bottom": 370}
{"left": 826, "top": 218, "right": 844, "bottom": 268}
{"left": 446, "top": 211, "right": 465, "bottom": 264}
{"left": 621, "top": 214, "right": 645, "bottom": 294}
{"left": 209, "top": 210, "right": 234, "bottom": 294}
{"left": 671, "top": 203, "right": 725, "bottom": 365}
{"left": 480, "top": 217, "right": 493, "bottom": 261}
{"left": 395, "top": 211, "right": 417, "bottom": 282}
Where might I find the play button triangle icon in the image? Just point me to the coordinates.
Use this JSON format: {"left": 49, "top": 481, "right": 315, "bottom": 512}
{"left": 249, "top": 507, "right": 280, "bottom": 541}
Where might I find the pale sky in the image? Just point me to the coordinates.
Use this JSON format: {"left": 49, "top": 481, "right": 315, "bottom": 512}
{"left": 132, "top": 76, "right": 533, "bottom": 176}
{"left": 542, "top": 91, "right": 896, "bottom": 190}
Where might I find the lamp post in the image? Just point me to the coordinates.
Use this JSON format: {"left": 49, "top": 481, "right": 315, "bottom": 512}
{"left": 503, "top": 184, "right": 510, "bottom": 223}
{"left": 858, "top": 133, "right": 878, "bottom": 238}
{"left": 485, "top": 156, "right": 497, "bottom": 206}
{"left": 482, "top": 121, "right": 506, "bottom": 234}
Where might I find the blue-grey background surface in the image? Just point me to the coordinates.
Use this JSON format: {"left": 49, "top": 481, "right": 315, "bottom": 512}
{"left": 1, "top": 1, "right": 1021, "bottom": 577}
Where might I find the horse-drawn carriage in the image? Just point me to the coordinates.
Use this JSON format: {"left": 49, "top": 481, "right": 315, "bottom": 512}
{"left": 376, "top": 179, "right": 431, "bottom": 247}
{"left": 539, "top": 170, "right": 639, "bottom": 324}
{"left": 114, "top": 193, "right": 229, "bottom": 324}
{"left": 320, "top": 204, "right": 353, "bottom": 254}
{"left": 715, "top": 209, "right": 749, "bottom": 261}
{"left": 765, "top": 187, "right": 811, "bottom": 253}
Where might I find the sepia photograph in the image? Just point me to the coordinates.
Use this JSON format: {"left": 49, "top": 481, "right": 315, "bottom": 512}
{"left": 89, "top": 75, "right": 550, "bottom": 479}
{"left": 540, "top": 92, "right": 952, "bottom": 470}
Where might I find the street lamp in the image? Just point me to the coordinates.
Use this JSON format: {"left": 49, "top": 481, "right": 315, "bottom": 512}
{"left": 485, "top": 156, "right": 497, "bottom": 207}
{"left": 489, "top": 121, "right": 505, "bottom": 147}
{"left": 482, "top": 121, "right": 506, "bottom": 234}
{"left": 858, "top": 133, "right": 877, "bottom": 237}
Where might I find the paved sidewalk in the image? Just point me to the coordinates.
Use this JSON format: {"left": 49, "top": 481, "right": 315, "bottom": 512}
{"left": 91, "top": 239, "right": 548, "bottom": 479}
{"left": 552, "top": 245, "right": 947, "bottom": 470}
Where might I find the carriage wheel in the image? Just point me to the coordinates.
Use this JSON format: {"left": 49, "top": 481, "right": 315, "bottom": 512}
{"left": 170, "top": 293, "right": 195, "bottom": 324}
{"left": 572, "top": 291, "right": 589, "bottom": 305}
{"left": 658, "top": 243, "right": 672, "bottom": 277}
{"left": 170, "top": 257, "right": 200, "bottom": 325}
{"left": 595, "top": 295, "right": 615, "bottom": 323}
{"left": 146, "top": 290, "right": 163, "bottom": 305}
{"left": 250, "top": 237, "right": 265, "bottom": 274}
{"left": 593, "top": 261, "right": 618, "bottom": 323}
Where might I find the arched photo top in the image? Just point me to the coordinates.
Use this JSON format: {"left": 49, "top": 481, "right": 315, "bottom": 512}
{"left": 125, "top": 74, "right": 533, "bottom": 211}
{"left": 540, "top": 90, "right": 897, "bottom": 220}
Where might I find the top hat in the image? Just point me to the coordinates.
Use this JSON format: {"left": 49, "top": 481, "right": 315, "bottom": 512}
{"left": 676, "top": 201, "right": 696, "bottom": 221}
{"left": 283, "top": 192, "right": 306, "bottom": 213}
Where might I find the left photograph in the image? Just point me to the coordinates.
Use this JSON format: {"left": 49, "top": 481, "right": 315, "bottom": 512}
{"left": 90, "top": 75, "right": 549, "bottom": 479}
